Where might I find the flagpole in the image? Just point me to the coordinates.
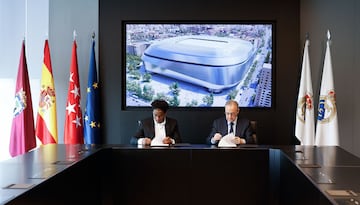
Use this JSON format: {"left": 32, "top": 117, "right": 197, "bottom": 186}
{"left": 298, "top": 34, "right": 309, "bottom": 158}
{"left": 92, "top": 32, "right": 95, "bottom": 41}
{"left": 73, "top": 30, "right": 77, "bottom": 41}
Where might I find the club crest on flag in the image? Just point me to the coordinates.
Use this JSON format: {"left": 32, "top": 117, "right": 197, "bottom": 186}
{"left": 13, "top": 88, "right": 27, "bottom": 117}
{"left": 296, "top": 93, "right": 313, "bottom": 123}
{"left": 317, "top": 90, "right": 336, "bottom": 123}
{"left": 39, "top": 86, "right": 56, "bottom": 111}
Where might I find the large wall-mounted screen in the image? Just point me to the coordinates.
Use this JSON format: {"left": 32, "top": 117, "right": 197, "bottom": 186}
{"left": 123, "top": 22, "right": 274, "bottom": 108}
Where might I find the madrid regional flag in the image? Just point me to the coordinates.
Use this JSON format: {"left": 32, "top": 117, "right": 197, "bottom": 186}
{"left": 64, "top": 40, "right": 84, "bottom": 144}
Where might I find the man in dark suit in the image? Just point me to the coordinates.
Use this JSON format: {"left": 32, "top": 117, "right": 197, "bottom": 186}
{"left": 207, "top": 100, "right": 255, "bottom": 145}
{"left": 130, "top": 99, "right": 181, "bottom": 145}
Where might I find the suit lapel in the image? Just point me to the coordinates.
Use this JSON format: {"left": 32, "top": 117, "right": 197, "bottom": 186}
{"left": 222, "top": 118, "right": 228, "bottom": 135}
{"left": 164, "top": 118, "right": 169, "bottom": 136}
{"left": 150, "top": 120, "right": 155, "bottom": 138}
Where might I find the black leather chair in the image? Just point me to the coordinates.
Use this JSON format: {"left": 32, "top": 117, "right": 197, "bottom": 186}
{"left": 250, "top": 121, "right": 258, "bottom": 144}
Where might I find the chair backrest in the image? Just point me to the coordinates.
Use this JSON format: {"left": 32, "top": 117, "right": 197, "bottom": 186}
{"left": 250, "top": 120, "right": 258, "bottom": 144}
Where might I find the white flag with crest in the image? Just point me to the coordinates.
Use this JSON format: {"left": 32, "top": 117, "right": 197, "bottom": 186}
{"left": 295, "top": 39, "right": 315, "bottom": 145}
{"left": 315, "top": 30, "right": 339, "bottom": 146}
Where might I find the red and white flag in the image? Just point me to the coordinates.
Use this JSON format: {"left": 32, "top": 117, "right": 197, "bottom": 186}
{"left": 36, "top": 40, "right": 58, "bottom": 144}
{"left": 64, "top": 40, "right": 84, "bottom": 144}
{"left": 9, "top": 40, "right": 36, "bottom": 157}
{"left": 295, "top": 39, "right": 315, "bottom": 145}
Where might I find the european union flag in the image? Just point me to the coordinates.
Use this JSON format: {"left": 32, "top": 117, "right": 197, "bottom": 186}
{"left": 84, "top": 40, "right": 101, "bottom": 144}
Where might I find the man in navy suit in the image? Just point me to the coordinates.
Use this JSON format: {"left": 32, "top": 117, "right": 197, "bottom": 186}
{"left": 207, "top": 100, "right": 255, "bottom": 145}
{"left": 130, "top": 99, "right": 181, "bottom": 145}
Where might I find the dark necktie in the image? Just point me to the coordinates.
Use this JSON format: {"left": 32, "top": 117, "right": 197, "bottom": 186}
{"left": 229, "top": 122, "right": 234, "bottom": 134}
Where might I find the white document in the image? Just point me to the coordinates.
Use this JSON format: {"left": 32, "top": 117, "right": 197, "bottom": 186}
{"left": 150, "top": 137, "right": 169, "bottom": 147}
{"left": 218, "top": 133, "right": 237, "bottom": 147}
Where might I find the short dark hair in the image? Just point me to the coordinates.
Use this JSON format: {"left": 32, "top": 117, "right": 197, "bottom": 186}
{"left": 151, "top": 99, "right": 169, "bottom": 113}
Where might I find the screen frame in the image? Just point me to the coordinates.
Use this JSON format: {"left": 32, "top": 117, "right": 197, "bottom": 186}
{"left": 121, "top": 20, "right": 276, "bottom": 111}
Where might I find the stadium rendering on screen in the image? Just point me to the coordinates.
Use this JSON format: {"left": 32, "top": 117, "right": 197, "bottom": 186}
{"left": 124, "top": 22, "right": 273, "bottom": 108}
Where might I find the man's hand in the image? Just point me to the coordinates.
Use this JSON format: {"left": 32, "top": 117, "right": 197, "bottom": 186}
{"left": 212, "top": 133, "right": 222, "bottom": 142}
{"left": 143, "top": 137, "right": 152, "bottom": 145}
{"left": 233, "top": 136, "right": 246, "bottom": 144}
{"left": 162, "top": 137, "right": 173, "bottom": 144}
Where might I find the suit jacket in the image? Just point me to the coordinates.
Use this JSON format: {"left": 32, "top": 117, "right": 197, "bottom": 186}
{"left": 130, "top": 117, "right": 182, "bottom": 145}
{"left": 206, "top": 117, "right": 255, "bottom": 145}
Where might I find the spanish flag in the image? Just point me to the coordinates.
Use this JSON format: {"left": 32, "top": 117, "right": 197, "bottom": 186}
{"left": 36, "top": 39, "right": 58, "bottom": 144}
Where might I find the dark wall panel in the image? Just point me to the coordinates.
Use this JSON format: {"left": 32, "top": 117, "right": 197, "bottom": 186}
{"left": 99, "top": 0, "right": 300, "bottom": 145}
